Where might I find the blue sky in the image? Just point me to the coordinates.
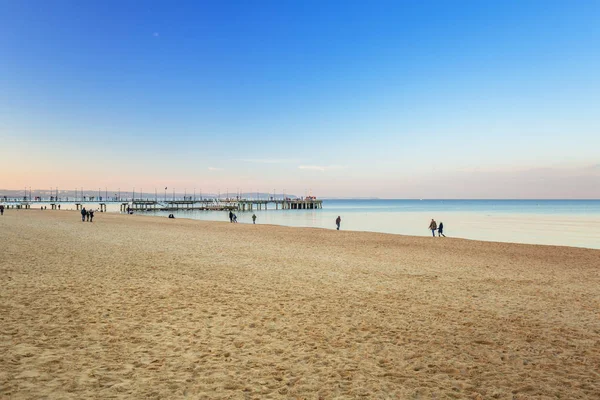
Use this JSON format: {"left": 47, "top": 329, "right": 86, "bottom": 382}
{"left": 1, "top": 0, "right": 599, "bottom": 198}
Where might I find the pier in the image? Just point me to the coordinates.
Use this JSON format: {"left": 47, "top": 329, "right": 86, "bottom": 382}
{"left": 128, "top": 198, "right": 323, "bottom": 212}
{"left": 1, "top": 197, "right": 323, "bottom": 212}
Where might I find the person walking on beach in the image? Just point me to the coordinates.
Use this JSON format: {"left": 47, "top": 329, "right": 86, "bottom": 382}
{"left": 233, "top": 213, "right": 238, "bottom": 223}
{"left": 438, "top": 221, "right": 446, "bottom": 237}
{"left": 89, "top": 209, "right": 95, "bottom": 222}
{"left": 86, "top": 209, "right": 90, "bottom": 222}
{"left": 336, "top": 216, "right": 341, "bottom": 230}
{"left": 0, "top": 205, "right": 4, "bottom": 216}
{"left": 252, "top": 214, "right": 257, "bottom": 224}
{"left": 429, "top": 218, "right": 437, "bottom": 237}
{"left": 58, "top": 204, "right": 60, "bottom": 210}
{"left": 81, "top": 207, "right": 86, "bottom": 222}
{"left": 229, "top": 211, "right": 234, "bottom": 223}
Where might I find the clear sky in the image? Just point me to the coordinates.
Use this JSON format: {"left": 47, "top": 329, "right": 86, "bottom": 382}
{"left": 1, "top": 0, "right": 599, "bottom": 198}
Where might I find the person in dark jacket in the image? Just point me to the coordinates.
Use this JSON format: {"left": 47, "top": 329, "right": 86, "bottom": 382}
{"left": 81, "top": 207, "right": 86, "bottom": 222}
{"left": 438, "top": 221, "right": 446, "bottom": 237}
{"left": 229, "top": 211, "right": 234, "bottom": 223}
{"left": 0, "top": 205, "right": 4, "bottom": 215}
{"left": 336, "top": 216, "right": 341, "bottom": 230}
{"left": 89, "top": 209, "right": 95, "bottom": 222}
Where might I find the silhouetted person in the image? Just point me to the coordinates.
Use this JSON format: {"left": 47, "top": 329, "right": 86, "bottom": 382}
{"left": 89, "top": 209, "right": 94, "bottom": 222}
{"left": 438, "top": 221, "right": 446, "bottom": 237}
{"left": 81, "top": 207, "right": 86, "bottom": 222}
{"left": 233, "top": 214, "right": 238, "bottom": 223}
{"left": 336, "top": 216, "right": 341, "bottom": 230}
{"left": 429, "top": 219, "right": 437, "bottom": 237}
{"left": 0, "top": 205, "right": 4, "bottom": 215}
{"left": 86, "top": 210, "right": 90, "bottom": 222}
{"left": 229, "top": 211, "right": 233, "bottom": 223}
{"left": 252, "top": 214, "right": 257, "bottom": 224}
{"left": 58, "top": 204, "right": 60, "bottom": 210}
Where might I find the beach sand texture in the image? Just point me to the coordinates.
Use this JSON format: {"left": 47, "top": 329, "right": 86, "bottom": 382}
{"left": 1, "top": 211, "right": 599, "bottom": 399}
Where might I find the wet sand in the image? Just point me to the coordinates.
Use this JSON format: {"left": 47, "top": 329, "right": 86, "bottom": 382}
{"left": 1, "top": 210, "right": 599, "bottom": 399}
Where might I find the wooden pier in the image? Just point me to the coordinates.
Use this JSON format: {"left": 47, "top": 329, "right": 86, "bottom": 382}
{"left": 236, "top": 199, "right": 323, "bottom": 211}
{"left": 128, "top": 199, "right": 323, "bottom": 212}
{"left": 0, "top": 198, "right": 323, "bottom": 212}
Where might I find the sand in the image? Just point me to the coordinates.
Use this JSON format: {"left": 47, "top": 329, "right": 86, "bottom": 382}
{"left": 1, "top": 210, "right": 599, "bottom": 399}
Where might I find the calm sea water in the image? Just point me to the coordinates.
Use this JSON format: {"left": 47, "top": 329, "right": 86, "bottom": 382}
{"left": 27, "top": 199, "right": 600, "bottom": 249}
{"left": 313, "top": 199, "right": 600, "bottom": 215}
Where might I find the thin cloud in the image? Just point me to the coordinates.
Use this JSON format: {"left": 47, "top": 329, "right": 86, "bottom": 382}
{"left": 208, "top": 167, "right": 223, "bottom": 171}
{"left": 298, "top": 165, "right": 345, "bottom": 172}
{"left": 241, "top": 158, "right": 299, "bottom": 164}
{"left": 153, "top": 32, "right": 160, "bottom": 37}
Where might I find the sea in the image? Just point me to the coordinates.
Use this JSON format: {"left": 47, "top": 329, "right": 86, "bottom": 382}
{"left": 35, "top": 199, "right": 600, "bottom": 249}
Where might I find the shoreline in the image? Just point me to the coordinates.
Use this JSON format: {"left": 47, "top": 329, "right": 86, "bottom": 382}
{"left": 19, "top": 207, "right": 600, "bottom": 250}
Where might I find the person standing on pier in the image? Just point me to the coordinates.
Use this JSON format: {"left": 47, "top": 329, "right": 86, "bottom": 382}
{"left": 336, "top": 216, "right": 341, "bottom": 230}
{"left": 81, "top": 207, "right": 86, "bottom": 222}
{"left": 252, "top": 214, "right": 257, "bottom": 224}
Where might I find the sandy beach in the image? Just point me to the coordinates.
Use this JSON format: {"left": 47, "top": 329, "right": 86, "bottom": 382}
{"left": 1, "top": 210, "right": 599, "bottom": 399}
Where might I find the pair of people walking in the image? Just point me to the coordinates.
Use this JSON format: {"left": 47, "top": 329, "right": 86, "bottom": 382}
{"left": 228, "top": 211, "right": 238, "bottom": 223}
{"left": 428, "top": 219, "right": 445, "bottom": 237}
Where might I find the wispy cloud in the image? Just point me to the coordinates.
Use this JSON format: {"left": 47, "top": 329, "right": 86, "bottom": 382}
{"left": 240, "top": 158, "right": 299, "bottom": 164}
{"left": 298, "top": 165, "right": 345, "bottom": 172}
{"left": 208, "top": 167, "right": 223, "bottom": 171}
{"left": 153, "top": 32, "right": 160, "bottom": 37}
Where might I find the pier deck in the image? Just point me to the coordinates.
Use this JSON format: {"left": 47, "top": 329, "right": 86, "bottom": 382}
{"left": 129, "top": 199, "right": 323, "bottom": 212}
{"left": 1, "top": 198, "right": 323, "bottom": 212}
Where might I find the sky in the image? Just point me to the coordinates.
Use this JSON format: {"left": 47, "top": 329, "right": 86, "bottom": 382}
{"left": 1, "top": 0, "right": 599, "bottom": 198}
